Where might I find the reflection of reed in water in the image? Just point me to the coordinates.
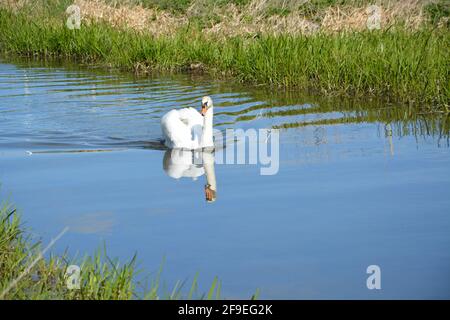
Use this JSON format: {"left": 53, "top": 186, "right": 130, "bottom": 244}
{"left": 385, "top": 123, "right": 394, "bottom": 156}
{"left": 214, "top": 88, "right": 449, "bottom": 141}
{"left": 163, "top": 149, "right": 217, "bottom": 202}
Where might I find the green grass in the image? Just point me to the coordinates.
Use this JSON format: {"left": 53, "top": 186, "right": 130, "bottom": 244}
{"left": 0, "top": 201, "right": 244, "bottom": 300}
{"left": 425, "top": 0, "right": 450, "bottom": 26}
{"left": 0, "top": 4, "right": 448, "bottom": 111}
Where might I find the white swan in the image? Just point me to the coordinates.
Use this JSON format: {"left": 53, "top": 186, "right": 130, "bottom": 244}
{"left": 161, "top": 96, "right": 214, "bottom": 149}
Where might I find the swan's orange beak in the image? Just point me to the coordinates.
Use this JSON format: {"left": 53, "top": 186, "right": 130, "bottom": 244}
{"left": 201, "top": 103, "right": 207, "bottom": 116}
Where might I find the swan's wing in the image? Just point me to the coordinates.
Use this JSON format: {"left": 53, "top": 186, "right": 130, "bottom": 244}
{"left": 176, "top": 107, "right": 204, "bottom": 147}
{"left": 177, "top": 107, "right": 203, "bottom": 127}
{"left": 161, "top": 108, "right": 203, "bottom": 149}
{"left": 161, "top": 110, "right": 192, "bottom": 148}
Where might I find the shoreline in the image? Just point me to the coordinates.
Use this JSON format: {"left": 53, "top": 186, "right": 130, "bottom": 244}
{"left": 0, "top": 1, "right": 448, "bottom": 111}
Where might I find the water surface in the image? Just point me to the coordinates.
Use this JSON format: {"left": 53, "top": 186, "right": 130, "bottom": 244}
{"left": 1, "top": 58, "right": 449, "bottom": 299}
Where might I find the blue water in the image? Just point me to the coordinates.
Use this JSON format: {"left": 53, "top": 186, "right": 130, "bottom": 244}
{"left": 0, "top": 59, "right": 449, "bottom": 299}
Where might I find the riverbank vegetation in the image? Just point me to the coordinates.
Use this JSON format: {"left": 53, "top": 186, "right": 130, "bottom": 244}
{"left": 0, "top": 201, "right": 229, "bottom": 299}
{"left": 0, "top": 0, "right": 448, "bottom": 110}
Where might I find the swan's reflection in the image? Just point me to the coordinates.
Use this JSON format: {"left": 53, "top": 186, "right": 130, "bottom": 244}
{"left": 163, "top": 149, "right": 217, "bottom": 202}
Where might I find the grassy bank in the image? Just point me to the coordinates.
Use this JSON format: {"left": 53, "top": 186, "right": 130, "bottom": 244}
{"left": 0, "top": 202, "right": 230, "bottom": 300}
{"left": 0, "top": 1, "right": 448, "bottom": 110}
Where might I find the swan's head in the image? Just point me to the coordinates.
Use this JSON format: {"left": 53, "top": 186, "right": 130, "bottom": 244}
{"left": 204, "top": 184, "right": 216, "bottom": 203}
{"left": 201, "top": 96, "right": 213, "bottom": 117}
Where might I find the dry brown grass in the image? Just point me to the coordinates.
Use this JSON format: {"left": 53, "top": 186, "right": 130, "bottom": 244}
{"left": 200, "top": 2, "right": 320, "bottom": 37}
{"left": 0, "top": 0, "right": 28, "bottom": 11}
{"left": 0, "top": 0, "right": 439, "bottom": 37}
{"left": 202, "top": 0, "right": 430, "bottom": 37}
{"left": 74, "top": 0, "right": 187, "bottom": 35}
{"left": 321, "top": 0, "right": 427, "bottom": 32}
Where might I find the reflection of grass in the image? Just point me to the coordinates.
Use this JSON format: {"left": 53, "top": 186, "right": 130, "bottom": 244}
{"left": 0, "top": 2, "right": 448, "bottom": 111}
{"left": 272, "top": 107, "right": 449, "bottom": 140}
{"left": 213, "top": 90, "right": 450, "bottom": 138}
{"left": 272, "top": 101, "right": 450, "bottom": 138}
{"left": 0, "top": 202, "right": 247, "bottom": 300}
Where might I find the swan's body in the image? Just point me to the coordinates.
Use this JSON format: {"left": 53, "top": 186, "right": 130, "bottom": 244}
{"left": 161, "top": 107, "right": 203, "bottom": 149}
{"left": 161, "top": 96, "right": 214, "bottom": 149}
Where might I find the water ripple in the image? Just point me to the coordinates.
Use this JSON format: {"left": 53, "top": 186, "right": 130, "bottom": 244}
{"left": 0, "top": 59, "right": 448, "bottom": 153}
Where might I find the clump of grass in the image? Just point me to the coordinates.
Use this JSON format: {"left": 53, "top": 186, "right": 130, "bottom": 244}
{"left": 0, "top": 202, "right": 228, "bottom": 300}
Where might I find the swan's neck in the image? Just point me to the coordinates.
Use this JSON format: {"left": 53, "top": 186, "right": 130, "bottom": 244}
{"left": 203, "top": 153, "right": 216, "bottom": 191}
{"left": 201, "top": 107, "right": 214, "bottom": 147}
